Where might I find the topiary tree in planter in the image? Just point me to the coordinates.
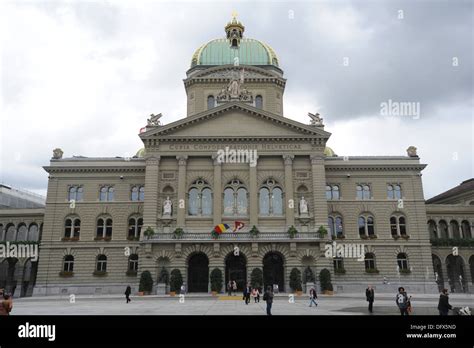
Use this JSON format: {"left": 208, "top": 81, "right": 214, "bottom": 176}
{"left": 210, "top": 268, "right": 223, "bottom": 293}
{"left": 250, "top": 268, "right": 263, "bottom": 290}
{"left": 287, "top": 225, "right": 298, "bottom": 239}
{"left": 139, "top": 270, "right": 153, "bottom": 294}
{"left": 303, "top": 266, "right": 315, "bottom": 283}
{"left": 289, "top": 268, "right": 303, "bottom": 292}
{"left": 319, "top": 268, "right": 333, "bottom": 293}
{"left": 170, "top": 269, "right": 183, "bottom": 293}
{"left": 157, "top": 267, "right": 169, "bottom": 284}
{"left": 143, "top": 226, "right": 155, "bottom": 240}
{"left": 173, "top": 227, "right": 184, "bottom": 239}
{"left": 317, "top": 225, "right": 328, "bottom": 238}
{"left": 249, "top": 225, "right": 260, "bottom": 238}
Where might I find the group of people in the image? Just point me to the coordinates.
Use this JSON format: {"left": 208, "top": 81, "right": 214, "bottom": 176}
{"left": 242, "top": 283, "right": 261, "bottom": 304}
{"left": 366, "top": 285, "right": 458, "bottom": 316}
{"left": 0, "top": 288, "right": 13, "bottom": 316}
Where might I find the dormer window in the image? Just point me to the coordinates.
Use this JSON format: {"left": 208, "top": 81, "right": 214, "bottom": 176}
{"left": 207, "top": 95, "right": 215, "bottom": 110}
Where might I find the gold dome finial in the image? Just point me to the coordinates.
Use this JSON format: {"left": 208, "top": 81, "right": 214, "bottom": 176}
{"left": 231, "top": 10, "right": 238, "bottom": 20}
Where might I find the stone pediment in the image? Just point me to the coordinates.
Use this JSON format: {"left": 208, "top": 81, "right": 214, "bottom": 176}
{"left": 140, "top": 102, "right": 331, "bottom": 141}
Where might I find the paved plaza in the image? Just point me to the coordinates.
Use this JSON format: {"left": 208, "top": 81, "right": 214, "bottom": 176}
{"left": 9, "top": 293, "right": 474, "bottom": 315}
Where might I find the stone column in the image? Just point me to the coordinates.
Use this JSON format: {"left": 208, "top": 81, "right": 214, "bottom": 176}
{"left": 249, "top": 156, "right": 259, "bottom": 228}
{"left": 310, "top": 155, "right": 329, "bottom": 229}
{"left": 176, "top": 155, "right": 188, "bottom": 228}
{"left": 143, "top": 155, "right": 160, "bottom": 233}
{"left": 212, "top": 155, "right": 222, "bottom": 226}
{"left": 283, "top": 155, "right": 295, "bottom": 228}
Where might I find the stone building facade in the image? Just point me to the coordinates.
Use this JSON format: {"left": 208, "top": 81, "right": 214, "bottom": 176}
{"left": 1, "top": 17, "right": 472, "bottom": 296}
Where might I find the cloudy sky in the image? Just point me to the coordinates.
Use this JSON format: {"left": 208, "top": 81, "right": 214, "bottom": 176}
{"left": 0, "top": 0, "right": 472, "bottom": 199}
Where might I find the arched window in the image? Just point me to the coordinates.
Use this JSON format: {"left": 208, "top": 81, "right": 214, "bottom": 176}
{"left": 387, "top": 184, "right": 402, "bottom": 199}
{"left": 461, "top": 220, "right": 472, "bottom": 238}
{"left": 96, "top": 255, "right": 107, "bottom": 272}
{"left": 16, "top": 224, "right": 27, "bottom": 241}
{"left": 131, "top": 185, "right": 145, "bottom": 201}
{"left": 356, "top": 184, "right": 371, "bottom": 200}
{"left": 28, "top": 223, "right": 39, "bottom": 242}
{"left": 68, "top": 186, "right": 83, "bottom": 201}
{"left": 391, "top": 216, "right": 407, "bottom": 237}
{"left": 359, "top": 215, "right": 375, "bottom": 237}
{"left": 207, "top": 95, "right": 215, "bottom": 110}
{"left": 128, "top": 254, "right": 138, "bottom": 272}
{"left": 255, "top": 95, "right": 263, "bottom": 109}
{"left": 63, "top": 255, "right": 74, "bottom": 272}
{"left": 64, "top": 217, "right": 80, "bottom": 239}
{"left": 326, "top": 185, "right": 340, "bottom": 200}
{"left": 223, "top": 179, "right": 248, "bottom": 216}
{"left": 99, "top": 186, "right": 114, "bottom": 201}
{"left": 428, "top": 220, "right": 438, "bottom": 239}
{"left": 328, "top": 216, "right": 344, "bottom": 238}
{"left": 5, "top": 224, "right": 16, "bottom": 241}
{"left": 259, "top": 179, "right": 283, "bottom": 216}
{"left": 397, "top": 253, "right": 409, "bottom": 271}
{"left": 364, "top": 253, "right": 376, "bottom": 271}
{"left": 96, "top": 218, "right": 113, "bottom": 239}
{"left": 438, "top": 220, "right": 449, "bottom": 239}
{"left": 450, "top": 220, "right": 460, "bottom": 239}
{"left": 128, "top": 217, "right": 143, "bottom": 239}
{"left": 187, "top": 179, "right": 212, "bottom": 216}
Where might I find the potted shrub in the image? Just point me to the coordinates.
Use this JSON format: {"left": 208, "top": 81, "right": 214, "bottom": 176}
{"left": 127, "top": 235, "right": 139, "bottom": 241}
{"left": 143, "top": 227, "right": 155, "bottom": 240}
{"left": 157, "top": 267, "right": 169, "bottom": 294}
{"left": 360, "top": 235, "right": 368, "bottom": 240}
{"left": 173, "top": 227, "right": 184, "bottom": 239}
{"left": 319, "top": 268, "right": 334, "bottom": 295}
{"left": 365, "top": 268, "right": 379, "bottom": 274}
{"left": 250, "top": 268, "right": 263, "bottom": 290}
{"left": 289, "top": 268, "right": 303, "bottom": 295}
{"left": 335, "top": 268, "right": 346, "bottom": 274}
{"left": 249, "top": 225, "right": 260, "bottom": 238}
{"left": 170, "top": 269, "right": 183, "bottom": 296}
{"left": 317, "top": 225, "right": 328, "bottom": 239}
{"left": 287, "top": 225, "right": 298, "bottom": 239}
{"left": 139, "top": 270, "right": 153, "bottom": 295}
{"left": 369, "top": 234, "right": 377, "bottom": 239}
{"left": 400, "top": 268, "right": 411, "bottom": 274}
{"left": 93, "top": 270, "right": 107, "bottom": 277}
{"left": 210, "top": 268, "right": 223, "bottom": 295}
{"left": 59, "top": 271, "right": 74, "bottom": 277}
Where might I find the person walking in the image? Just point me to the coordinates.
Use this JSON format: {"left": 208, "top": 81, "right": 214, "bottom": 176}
{"left": 263, "top": 286, "right": 274, "bottom": 316}
{"left": 252, "top": 288, "right": 260, "bottom": 303}
{"left": 366, "top": 285, "right": 375, "bottom": 313}
{"left": 0, "top": 290, "right": 13, "bottom": 316}
{"left": 309, "top": 287, "right": 318, "bottom": 307}
{"left": 227, "top": 281, "right": 232, "bottom": 296}
{"left": 232, "top": 280, "right": 237, "bottom": 296}
{"left": 438, "top": 289, "right": 452, "bottom": 316}
{"left": 396, "top": 287, "right": 409, "bottom": 316}
{"left": 243, "top": 283, "right": 252, "bottom": 305}
{"left": 124, "top": 285, "right": 131, "bottom": 303}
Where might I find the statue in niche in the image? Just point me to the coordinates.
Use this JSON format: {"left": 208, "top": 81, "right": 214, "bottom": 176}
{"left": 163, "top": 196, "right": 172, "bottom": 216}
{"left": 299, "top": 196, "right": 308, "bottom": 215}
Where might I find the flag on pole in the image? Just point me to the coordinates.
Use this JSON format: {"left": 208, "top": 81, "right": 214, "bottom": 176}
{"left": 233, "top": 221, "right": 245, "bottom": 232}
{"left": 213, "top": 224, "right": 230, "bottom": 234}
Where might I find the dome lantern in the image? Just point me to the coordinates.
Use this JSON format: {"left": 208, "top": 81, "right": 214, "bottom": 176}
{"left": 225, "top": 11, "right": 245, "bottom": 48}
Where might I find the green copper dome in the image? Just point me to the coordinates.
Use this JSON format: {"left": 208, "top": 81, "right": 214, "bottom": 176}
{"left": 191, "top": 38, "right": 279, "bottom": 68}
{"left": 191, "top": 16, "right": 279, "bottom": 68}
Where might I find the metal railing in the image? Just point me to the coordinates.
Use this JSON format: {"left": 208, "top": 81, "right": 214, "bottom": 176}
{"left": 146, "top": 232, "right": 322, "bottom": 241}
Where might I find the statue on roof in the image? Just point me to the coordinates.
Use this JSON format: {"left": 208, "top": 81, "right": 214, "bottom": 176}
{"left": 147, "top": 113, "right": 162, "bottom": 126}
{"left": 308, "top": 112, "right": 324, "bottom": 127}
{"left": 52, "top": 148, "right": 63, "bottom": 160}
{"left": 406, "top": 146, "right": 418, "bottom": 157}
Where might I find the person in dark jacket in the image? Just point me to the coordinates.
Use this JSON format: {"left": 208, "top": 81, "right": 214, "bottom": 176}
{"left": 309, "top": 287, "right": 318, "bottom": 307}
{"left": 395, "top": 287, "right": 409, "bottom": 316}
{"left": 125, "top": 285, "right": 132, "bottom": 303}
{"left": 366, "top": 285, "right": 375, "bottom": 313}
{"left": 438, "top": 289, "right": 452, "bottom": 315}
{"left": 243, "top": 283, "right": 252, "bottom": 305}
{"left": 263, "top": 286, "right": 274, "bottom": 316}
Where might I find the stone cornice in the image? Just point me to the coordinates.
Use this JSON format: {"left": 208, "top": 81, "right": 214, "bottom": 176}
{"left": 325, "top": 164, "right": 427, "bottom": 172}
{"left": 44, "top": 166, "right": 145, "bottom": 174}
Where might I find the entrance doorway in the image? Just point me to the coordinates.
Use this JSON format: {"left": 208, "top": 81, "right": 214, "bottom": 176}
{"left": 225, "top": 253, "right": 247, "bottom": 291}
{"left": 187, "top": 253, "right": 209, "bottom": 292}
{"left": 263, "top": 252, "right": 285, "bottom": 292}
